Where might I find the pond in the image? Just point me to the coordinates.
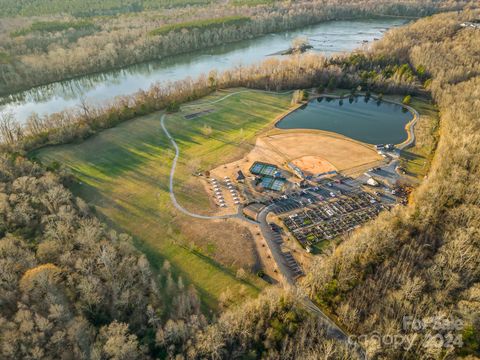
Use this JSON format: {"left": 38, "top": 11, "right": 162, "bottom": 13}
{"left": 276, "top": 96, "right": 413, "bottom": 145}
{"left": 0, "top": 18, "right": 406, "bottom": 123}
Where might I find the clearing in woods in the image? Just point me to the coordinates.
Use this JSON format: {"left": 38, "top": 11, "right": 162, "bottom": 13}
{"left": 34, "top": 89, "right": 293, "bottom": 309}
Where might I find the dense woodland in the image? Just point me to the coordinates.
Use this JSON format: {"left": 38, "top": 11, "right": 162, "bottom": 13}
{"left": 303, "top": 8, "right": 480, "bottom": 359}
{"left": 0, "top": 154, "right": 196, "bottom": 358}
{"left": 1, "top": 4, "right": 480, "bottom": 360}
{"left": 0, "top": 154, "right": 355, "bottom": 359}
{"left": 0, "top": 0, "right": 469, "bottom": 94}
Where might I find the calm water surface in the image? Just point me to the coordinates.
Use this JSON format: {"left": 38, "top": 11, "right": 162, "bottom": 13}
{"left": 276, "top": 96, "right": 413, "bottom": 144}
{"left": 0, "top": 18, "right": 406, "bottom": 123}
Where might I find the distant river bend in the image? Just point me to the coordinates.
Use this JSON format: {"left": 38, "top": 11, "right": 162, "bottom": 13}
{"left": 0, "top": 18, "right": 406, "bottom": 124}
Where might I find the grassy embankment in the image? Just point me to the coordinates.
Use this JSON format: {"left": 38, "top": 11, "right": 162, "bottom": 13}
{"left": 399, "top": 97, "right": 439, "bottom": 179}
{"left": 34, "top": 89, "right": 293, "bottom": 310}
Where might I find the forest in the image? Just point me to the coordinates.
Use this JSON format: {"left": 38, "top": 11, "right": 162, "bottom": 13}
{"left": 1, "top": 4, "right": 480, "bottom": 360}
{"left": 0, "top": 153, "right": 354, "bottom": 359}
{"left": 0, "top": 0, "right": 468, "bottom": 94}
{"left": 302, "top": 8, "right": 480, "bottom": 359}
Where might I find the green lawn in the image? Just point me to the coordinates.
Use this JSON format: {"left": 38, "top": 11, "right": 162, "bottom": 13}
{"left": 34, "top": 89, "right": 293, "bottom": 310}
{"left": 399, "top": 97, "right": 439, "bottom": 179}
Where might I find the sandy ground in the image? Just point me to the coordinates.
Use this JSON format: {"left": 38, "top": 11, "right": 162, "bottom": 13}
{"left": 209, "top": 129, "right": 382, "bottom": 185}
{"left": 291, "top": 155, "right": 336, "bottom": 176}
{"left": 263, "top": 130, "right": 382, "bottom": 172}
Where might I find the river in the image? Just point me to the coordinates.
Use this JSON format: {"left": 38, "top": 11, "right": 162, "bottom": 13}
{"left": 0, "top": 18, "right": 406, "bottom": 123}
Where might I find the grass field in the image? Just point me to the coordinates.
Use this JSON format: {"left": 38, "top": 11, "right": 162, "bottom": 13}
{"left": 399, "top": 97, "right": 439, "bottom": 179}
{"left": 34, "top": 89, "right": 293, "bottom": 310}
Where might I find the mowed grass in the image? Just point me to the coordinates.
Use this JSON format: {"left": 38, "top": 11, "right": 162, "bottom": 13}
{"left": 399, "top": 97, "right": 439, "bottom": 179}
{"left": 34, "top": 89, "right": 293, "bottom": 309}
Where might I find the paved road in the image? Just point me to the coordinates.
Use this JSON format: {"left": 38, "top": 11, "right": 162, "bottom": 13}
{"left": 398, "top": 104, "right": 419, "bottom": 150}
{"left": 257, "top": 205, "right": 296, "bottom": 285}
{"left": 258, "top": 204, "right": 366, "bottom": 359}
{"left": 162, "top": 89, "right": 367, "bottom": 358}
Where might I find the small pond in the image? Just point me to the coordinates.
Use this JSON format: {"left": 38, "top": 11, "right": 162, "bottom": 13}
{"left": 276, "top": 96, "right": 413, "bottom": 144}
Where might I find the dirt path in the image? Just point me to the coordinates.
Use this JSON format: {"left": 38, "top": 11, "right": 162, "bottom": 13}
{"left": 161, "top": 89, "right": 370, "bottom": 358}
{"left": 161, "top": 113, "right": 240, "bottom": 220}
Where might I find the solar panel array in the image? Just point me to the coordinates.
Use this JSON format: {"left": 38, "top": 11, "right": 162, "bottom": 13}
{"left": 260, "top": 176, "right": 286, "bottom": 191}
{"left": 249, "top": 162, "right": 278, "bottom": 176}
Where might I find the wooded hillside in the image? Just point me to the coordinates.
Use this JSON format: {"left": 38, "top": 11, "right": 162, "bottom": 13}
{"left": 0, "top": 0, "right": 468, "bottom": 94}
{"left": 1, "top": 5, "right": 479, "bottom": 360}
{"left": 303, "top": 8, "right": 480, "bottom": 358}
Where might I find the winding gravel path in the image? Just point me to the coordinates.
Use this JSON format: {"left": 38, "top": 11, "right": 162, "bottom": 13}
{"left": 161, "top": 113, "right": 239, "bottom": 220}
{"left": 160, "top": 89, "right": 375, "bottom": 358}
{"left": 161, "top": 89, "right": 293, "bottom": 221}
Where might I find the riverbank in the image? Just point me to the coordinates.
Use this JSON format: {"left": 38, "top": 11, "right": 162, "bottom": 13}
{"left": 0, "top": 13, "right": 410, "bottom": 98}
{"left": 1, "top": 18, "right": 406, "bottom": 123}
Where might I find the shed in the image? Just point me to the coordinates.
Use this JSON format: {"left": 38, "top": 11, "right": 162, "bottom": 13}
{"left": 236, "top": 170, "right": 246, "bottom": 182}
{"left": 242, "top": 203, "right": 266, "bottom": 221}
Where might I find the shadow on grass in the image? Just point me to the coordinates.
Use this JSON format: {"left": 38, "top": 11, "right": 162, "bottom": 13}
{"left": 70, "top": 177, "right": 262, "bottom": 314}
{"left": 400, "top": 149, "right": 427, "bottom": 177}
{"left": 176, "top": 243, "right": 264, "bottom": 293}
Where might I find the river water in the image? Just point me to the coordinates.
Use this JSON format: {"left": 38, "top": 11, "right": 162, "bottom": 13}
{"left": 0, "top": 18, "right": 406, "bottom": 123}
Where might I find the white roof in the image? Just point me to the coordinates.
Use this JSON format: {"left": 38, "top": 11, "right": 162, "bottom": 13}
{"left": 367, "top": 177, "right": 379, "bottom": 186}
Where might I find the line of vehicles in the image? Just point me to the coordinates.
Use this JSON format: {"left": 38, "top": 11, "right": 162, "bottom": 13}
{"left": 210, "top": 177, "right": 241, "bottom": 208}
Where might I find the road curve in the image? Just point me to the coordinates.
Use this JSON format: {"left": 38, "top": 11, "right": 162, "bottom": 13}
{"left": 257, "top": 204, "right": 367, "bottom": 359}
{"left": 161, "top": 114, "right": 239, "bottom": 220}
{"left": 162, "top": 89, "right": 366, "bottom": 358}
{"left": 397, "top": 103, "right": 419, "bottom": 150}
{"left": 161, "top": 89, "right": 293, "bottom": 221}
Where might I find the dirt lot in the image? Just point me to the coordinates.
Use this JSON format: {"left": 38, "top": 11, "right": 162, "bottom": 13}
{"left": 264, "top": 130, "right": 382, "bottom": 172}
{"left": 291, "top": 155, "right": 336, "bottom": 176}
{"left": 210, "top": 129, "right": 382, "bottom": 183}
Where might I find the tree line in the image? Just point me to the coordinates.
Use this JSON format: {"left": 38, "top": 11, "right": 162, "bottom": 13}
{"left": 0, "top": 0, "right": 468, "bottom": 94}
{"left": 1, "top": 5, "right": 480, "bottom": 359}
{"left": 0, "top": 50, "right": 420, "bottom": 152}
{"left": 302, "top": 7, "right": 480, "bottom": 358}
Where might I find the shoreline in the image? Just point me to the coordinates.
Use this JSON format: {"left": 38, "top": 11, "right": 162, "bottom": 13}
{"left": 0, "top": 16, "right": 406, "bottom": 98}
{"left": 273, "top": 92, "right": 416, "bottom": 147}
